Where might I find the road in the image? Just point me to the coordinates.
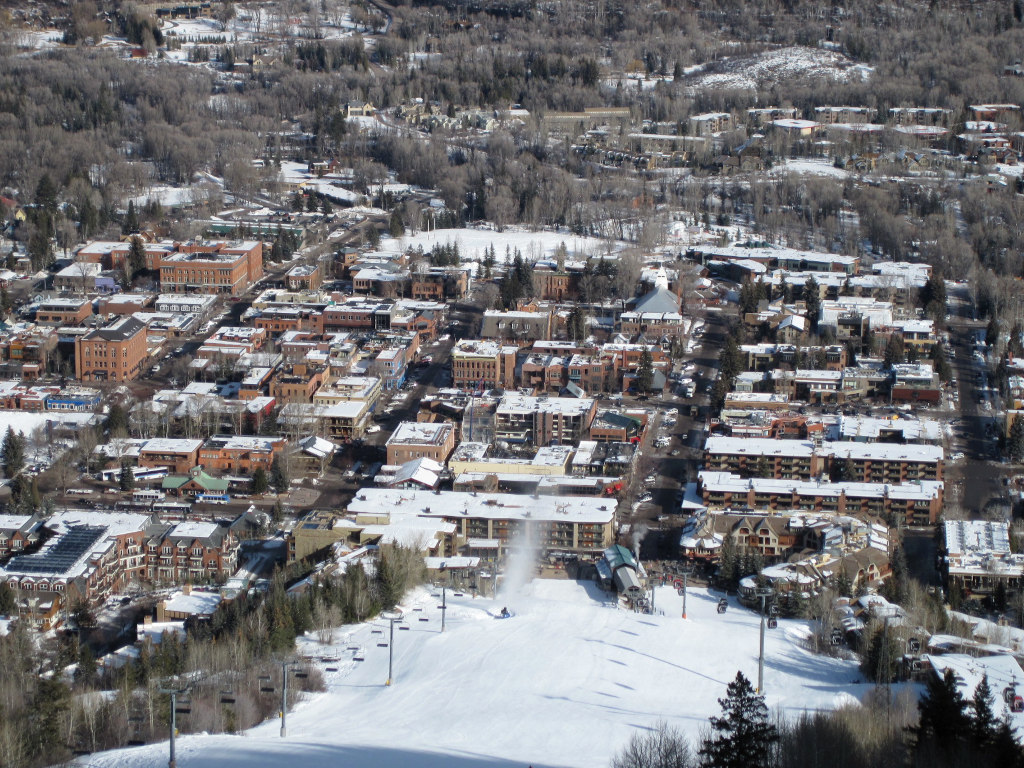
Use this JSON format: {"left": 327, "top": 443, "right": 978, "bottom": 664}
{"left": 944, "top": 283, "right": 1009, "bottom": 520}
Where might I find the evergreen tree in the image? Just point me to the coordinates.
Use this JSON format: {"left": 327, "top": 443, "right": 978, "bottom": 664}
{"left": 1, "top": 426, "right": 25, "bottom": 478}
{"left": 105, "top": 404, "right": 129, "bottom": 436}
{"left": 121, "top": 199, "right": 139, "bottom": 235}
{"left": 567, "top": 306, "right": 586, "bottom": 342}
{"left": 34, "top": 173, "right": 58, "bottom": 213}
{"left": 1009, "top": 416, "right": 1024, "bottom": 463}
{"left": 127, "top": 235, "right": 146, "bottom": 278}
{"left": 911, "top": 669, "right": 971, "bottom": 759}
{"left": 699, "top": 671, "right": 778, "bottom": 768}
{"left": 270, "top": 455, "right": 289, "bottom": 494}
{"left": 389, "top": 209, "right": 405, "bottom": 237}
{"left": 860, "top": 622, "right": 900, "bottom": 683}
{"left": 920, "top": 272, "right": 947, "bottom": 322}
{"left": 637, "top": 348, "right": 655, "bottom": 393}
{"left": 970, "top": 674, "right": 998, "bottom": 752}
{"left": 883, "top": 335, "right": 905, "bottom": 368}
{"left": 803, "top": 277, "right": 820, "bottom": 332}
{"left": 250, "top": 466, "right": 269, "bottom": 495}
{"left": 118, "top": 461, "right": 135, "bottom": 491}
{"left": 986, "top": 316, "right": 1001, "bottom": 347}
{"left": 988, "top": 718, "right": 1024, "bottom": 768}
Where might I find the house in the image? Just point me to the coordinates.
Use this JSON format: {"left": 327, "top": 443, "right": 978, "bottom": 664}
{"left": 292, "top": 435, "right": 337, "bottom": 478}
{"left": 0, "top": 514, "right": 44, "bottom": 558}
{"left": 344, "top": 101, "right": 376, "bottom": 118}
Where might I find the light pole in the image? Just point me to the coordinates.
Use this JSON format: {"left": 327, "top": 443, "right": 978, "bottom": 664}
{"left": 157, "top": 679, "right": 191, "bottom": 768}
{"left": 754, "top": 587, "right": 773, "bottom": 694}
{"left": 383, "top": 610, "right": 404, "bottom": 685}
{"left": 441, "top": 584, "right": 447, "bottom": 633}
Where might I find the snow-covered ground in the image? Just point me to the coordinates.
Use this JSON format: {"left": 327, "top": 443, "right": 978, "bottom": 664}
{"left": 384, "top": 226, "right": 620, "bottom": 263}
{"left": 684, "top": 46, "right": 872, "bottom": 93}
{"left": 770, "top": 158, "right": 852, "bottom": 178}
{"left": 76, "top": 579, "right": 872, "bottom": 768}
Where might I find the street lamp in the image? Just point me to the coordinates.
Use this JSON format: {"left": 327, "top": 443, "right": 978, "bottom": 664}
{"left": 382, "top": 610, "right": 404, "bottom": 686}
{"left": 753, "top": 587, "right": 774, "bottom": 695}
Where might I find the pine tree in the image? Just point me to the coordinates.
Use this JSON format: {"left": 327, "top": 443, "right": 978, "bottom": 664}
{"left": 912, "top": 669, "right": 971, "bottom": 756}
{"left": 699, "top": 671, "right": 778, "bottom": 768}
{"left": 118, "top": 462, "right": 135, "bottom": 491}
{"left": 270, "top": 455, "right": 289, "bottom": 494}
{"left": 803, "top": 277, "right": 820, "bottom": 332}
{"left": 121, "top": 199, "right": 139, "bottom": 235}
{"left": 1010, "top": 415, "right": 1024, "bottom": 463}
{"left": 637, "top": 348, "right": 655, "bottom": 393}
{"left": 127, "top": 235, "right": 146, "bottom": 278}
{"left": 1, "top": 426, "right": 25, "bottom": 478}
{"left": 971, "top": 674, "right": 998, "bottom": 752}
{"left": 250, "top": 466, "right": 269, "bottom": 495}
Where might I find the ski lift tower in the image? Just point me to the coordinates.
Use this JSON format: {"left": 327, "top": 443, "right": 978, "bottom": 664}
{"left": 383, "top": 609, "right": 404, "bottom": 686}
{"left": 754, "top": 587, "right": 774, "bottom": 694}
{"left": 157, "top": 678, "right": 192, "bottom": 768}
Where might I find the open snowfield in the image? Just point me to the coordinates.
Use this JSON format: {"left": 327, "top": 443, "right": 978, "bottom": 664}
{"left": 386, "top": 227, "right": 620, "bottom": 263}
{"left": 75, "top": 579, "right": 872, "bottom": 768}
{"left": 684, "top": 46, "right": 872, "bottom": 93}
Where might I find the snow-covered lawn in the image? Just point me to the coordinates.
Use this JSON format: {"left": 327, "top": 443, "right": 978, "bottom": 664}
{"left": 77, "top": 579, "right": 872, "bottom": 768}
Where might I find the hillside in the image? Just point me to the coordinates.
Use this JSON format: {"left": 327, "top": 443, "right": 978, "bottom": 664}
{"left": 76, "top": 579, "right": 869, "bottom": 768}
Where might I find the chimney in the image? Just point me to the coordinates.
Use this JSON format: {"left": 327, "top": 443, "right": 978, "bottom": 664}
{"left": 183, "top": 583, "right": 192, "bottom": 596}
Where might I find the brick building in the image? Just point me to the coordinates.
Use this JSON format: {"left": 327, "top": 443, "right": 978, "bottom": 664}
{"left": 74, "top": 316, "right": 148, "bottom": 383}
{"left": 159, "top": 241, "right": 263, "bottom": 295}
{"left": 386, "top": 421, "right": 458, "bottom": 465}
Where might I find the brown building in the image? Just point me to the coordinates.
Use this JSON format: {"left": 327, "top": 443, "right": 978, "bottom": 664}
{"left": 159, "top": 240, "right": 263, "bottom": 295}
{"left": 138, "top": 438, "right": 203, "bottom": 474}
{"left": 144, "top": 520, "right": 239, "bottom": 585}
{"left": 451, "top": 340, "right": 517, "bottom": 390}
{"left": 198, "top": 436, "right": 287, "bottom": 476}
{"left": 74, "top": 316, "right": 148, "bottom": 383}
{"left": 286, "top": 263, "right": 322, "bottom": 291}
{"left": 36, "top": 298, "right": 93, "bottom": 326}
{"left": 386, "top": 421, "right": 458, "bottom": 465}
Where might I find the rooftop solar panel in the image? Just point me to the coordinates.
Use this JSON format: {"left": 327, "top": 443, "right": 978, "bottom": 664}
{"left": 6, "top": 525, "right": 106, "bottom": 576}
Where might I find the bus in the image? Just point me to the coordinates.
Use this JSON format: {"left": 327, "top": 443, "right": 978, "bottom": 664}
{"left": 195, "top": 493, "right": 230, "bottom": 504}
{"left": 153, "top": 501, "right": 193, "bottom": 518}
{"left": 132, "top": 490, "right": 166, "bottom": 504}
